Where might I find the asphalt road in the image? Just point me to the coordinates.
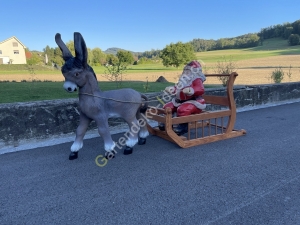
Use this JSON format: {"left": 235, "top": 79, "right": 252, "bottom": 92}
{"left": 1, "top": 102, "right": 300, "bottom": 225}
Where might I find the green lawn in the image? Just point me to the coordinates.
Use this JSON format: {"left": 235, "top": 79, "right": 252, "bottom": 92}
{"left": 0, "top": 81, "right": 177, "bottom": 103}
{"left": 0, "top": 64, "right": 60, "bottom": 75}
{"left": 196, "top": 38, "right": 300, "bottom": 63}
{"left": 0, "top": 80, "right": 220, "bottom": 103}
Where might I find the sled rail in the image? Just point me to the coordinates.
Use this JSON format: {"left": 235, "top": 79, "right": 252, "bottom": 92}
{"left": 146, "top": 72, "right": 246, "bottom": 148}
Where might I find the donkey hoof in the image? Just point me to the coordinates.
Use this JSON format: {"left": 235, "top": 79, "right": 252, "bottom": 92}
{"left": 123, "top": 146, "right": 133, "bottom": 155}
{"left": 138, "top": 138, "right": 146, "bottom": 145}
{"left": 105, "top": 150, "right": 116, "bottom": 160}
{"left": 69, "top": 152, "right": 78, "bottom": 160}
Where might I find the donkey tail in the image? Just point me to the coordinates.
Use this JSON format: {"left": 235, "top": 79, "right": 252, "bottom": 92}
{"left": 140, "top": 94, "right": 148, "bottom": 113}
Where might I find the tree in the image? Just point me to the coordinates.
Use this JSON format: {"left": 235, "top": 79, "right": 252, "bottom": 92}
{"left": 87, "top": 48, "right": 94, "bottom": 66}
{"left": 102, "top": 63, "right": 127, "bottom": 88}
{"left": 288, "top": 34, "right": 300, "bottom": 46}
{"left": 102, "top": 51, "right": 133, "bottom": 87}
{"left": 91, "top": 48, "right": 106, "bottom": 66}
{"left": 43, "top": 45, "right": 53, "bottom": 66}
{"left": 52, "top": 47, "right": 64, "bottom": 66}
{"left": 160, "top": 42, "right": 196, "bottom": 68}
{"left": 139, "top": 49, "right": 161, "bottom": 59}
{"left": 66, "top": 41, "right": 75, "bottom": 56}
{"left": 106, "top": 54, "right": 118, "bottom": 65}
{"left": 283, "top": 27, "right": 293, "bottom": 39}
{"left": 291, "top": 20, "right": 300, "bottom": 35}
{"left": 27, "top": 52, "right": 42, "bottom": 65}
{"left": 116, "top": 50, "right": 134, "bottom": 65}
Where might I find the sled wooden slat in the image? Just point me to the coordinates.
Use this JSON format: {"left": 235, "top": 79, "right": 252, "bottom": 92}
{"left": 188, "top": 121, "right": 209, "bottom": 129}
{"left": 147, "top": 107, "right": 165, "bottom": 115}
{"left": 146, "top": 114, "right": 166, "bottom": 123}
{"left": 202, "top": 95, "right": 229, "bottom": 106}
{"left": 171, "top": 110, "right": 232, "bottom": 124}
{"left": 146, "top": 72, "right": 246, "bottom": 148}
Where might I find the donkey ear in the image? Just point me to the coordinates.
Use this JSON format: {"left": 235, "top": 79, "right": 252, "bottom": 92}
{"left": 55, "top": 33, "right": 73, "bottom": 61}
{"left": 74, "top": 32, "right": 88, "bottom": 68}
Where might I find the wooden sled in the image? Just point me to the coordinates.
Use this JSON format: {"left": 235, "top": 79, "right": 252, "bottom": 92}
{"left": 146, "top": 72, "right": 246, "bottom": 148}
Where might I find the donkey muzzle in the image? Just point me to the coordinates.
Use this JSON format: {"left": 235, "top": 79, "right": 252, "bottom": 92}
{"left": 63, "top": 81, "right": 78, "bottom": 92}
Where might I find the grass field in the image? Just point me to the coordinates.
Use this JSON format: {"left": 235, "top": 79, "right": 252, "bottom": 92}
{"left": 0, "top": 38, "right": 299, "bottom": 103}
{"left": 0, "top": 81, "right": 178, "bottom": 104}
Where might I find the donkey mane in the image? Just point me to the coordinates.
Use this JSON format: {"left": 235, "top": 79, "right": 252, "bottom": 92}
{"left": 62, "top": 58, "right": 98, "bottom": 81}
{"left": 87, "top": 65, "right": 98, "bottom": 81}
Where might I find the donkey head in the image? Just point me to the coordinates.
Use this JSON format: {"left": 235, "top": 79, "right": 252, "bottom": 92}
{"left": 55, "top": 32, "right": 94, "bottom": 92}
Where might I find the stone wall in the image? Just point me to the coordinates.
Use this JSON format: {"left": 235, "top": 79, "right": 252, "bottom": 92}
{"left": 0, "top": 99, "right": 81, "bottom": 147}
{"left": 1, "top": 82, "right": 300, "bottom": 148}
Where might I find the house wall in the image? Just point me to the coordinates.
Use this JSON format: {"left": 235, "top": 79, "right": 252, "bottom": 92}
{"left": 0, "top": 37, "right": 26, "bottom": 64}
{"left": 0, "top": 56, "right": 10, "bottom": 64}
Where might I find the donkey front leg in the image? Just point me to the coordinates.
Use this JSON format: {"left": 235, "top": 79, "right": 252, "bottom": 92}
{"left": 96, "top": 119, "right": 117, "bottom": 160}
{"left": 69, "top": 113, "right": 91, "bottom": 160}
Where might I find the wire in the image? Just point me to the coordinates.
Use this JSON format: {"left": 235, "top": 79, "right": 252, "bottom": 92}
{"left": 79, "top": 92, "right": 171, "bottom": 104}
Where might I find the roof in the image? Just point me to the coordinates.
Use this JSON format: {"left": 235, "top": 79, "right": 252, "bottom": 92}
{"left": 0, "top": 36, "right": 27, "bottom": 48}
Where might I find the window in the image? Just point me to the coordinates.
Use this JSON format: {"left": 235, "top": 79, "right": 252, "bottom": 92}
{"left": 13, "top": 42, "right": 18, "bottom": 47}
{"left": 14, "top": 50, "right": 19, "bottom": 54}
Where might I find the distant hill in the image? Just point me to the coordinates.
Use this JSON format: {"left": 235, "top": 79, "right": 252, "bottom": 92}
{"left": 104, "top": 47, "right": 141, "bottom": 56}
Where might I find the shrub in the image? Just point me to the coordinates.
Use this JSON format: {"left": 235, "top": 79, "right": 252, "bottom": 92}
{"left": 286, "top": 65, "right": 292, "bottom": 82}
{"left": 271, "top": 67, "right": 284, "bottom": 83}
{"left": 102, "top": 63, "right": 127, "bottom": 88}
{"left": 288, "top": 34, "right": 300, "bottom": 46}
{"left": 214, "top": 56, "right": 237, "bottom": 86}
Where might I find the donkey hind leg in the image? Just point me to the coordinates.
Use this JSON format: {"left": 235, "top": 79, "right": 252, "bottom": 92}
{"left": 136, "top": 111, "right": 149, "bottom": 145}
{"left": 123, "top": 118, "right": 141, "bottom": 155}
{"left": 69, "top": 114, "right": 91, "bottom": 160}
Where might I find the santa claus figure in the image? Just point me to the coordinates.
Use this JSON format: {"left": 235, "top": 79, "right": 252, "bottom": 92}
{"left": 159, "top": 60, "right": 206, "bottom": 135}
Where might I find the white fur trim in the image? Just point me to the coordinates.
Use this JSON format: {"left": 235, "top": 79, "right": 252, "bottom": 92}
{"left": 126, "top": 137, "right": 138, "bottom": 147}
{"left": 175, "top": 77, "right": 205, "bottom": 99}
{"left": 71, "top": 141, "right": 83, "bottom": 152}
{"left": 139, "top": 130, "right": 149, "bottom": 138}
{"left": 181, "top": 100, "right": 206, "bottom": 110}
{"left": 165, "top": 86, "right": 175, "bottom": 94}
{"left": 104, "top": 142, "right": 116, "bottom": 151}
{"left": 191, "top": 67, "right": 200, "bottom": 73}
{"left": 175, "top": 73, "right": 206, "bottom": 91}
{"left": 183, "top": 87, "right": 194, "bottom": 96}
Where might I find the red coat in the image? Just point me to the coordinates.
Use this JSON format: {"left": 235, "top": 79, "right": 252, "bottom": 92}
{"left": 175, "top": 78, "right": 205, "bottom": 101}
{"left": 163, "top": 77, "right": 206, "bottom": 116}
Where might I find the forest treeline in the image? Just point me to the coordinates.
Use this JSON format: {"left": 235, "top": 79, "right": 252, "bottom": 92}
{"left": 139, "top": 19, "right": 300, "bottom": 58}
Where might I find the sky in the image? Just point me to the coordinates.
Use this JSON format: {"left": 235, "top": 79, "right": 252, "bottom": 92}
{"left": 0, "top": 0, "right": 299, "bottom": 53}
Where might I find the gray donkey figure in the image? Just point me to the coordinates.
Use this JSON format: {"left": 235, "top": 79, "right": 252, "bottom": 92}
{"left": 55, "top": 32, "right": 149, "bottom": 160}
